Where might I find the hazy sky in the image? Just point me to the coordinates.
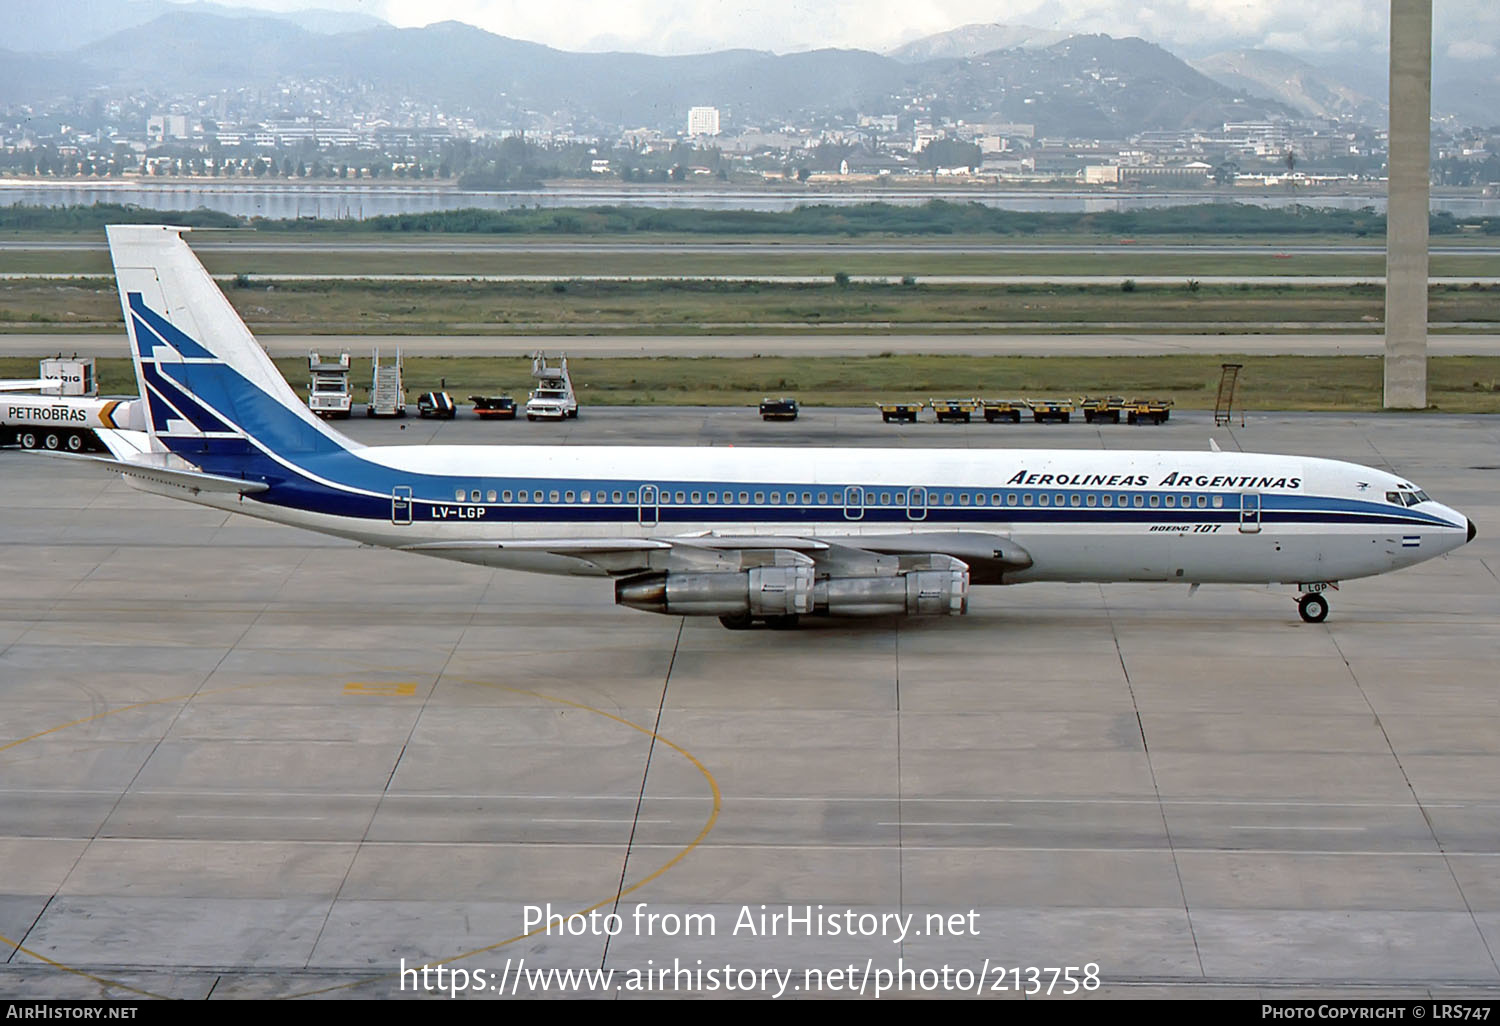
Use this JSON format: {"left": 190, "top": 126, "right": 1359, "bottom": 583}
{"left": 218, "top": 1, "right": 1499, "bottom": 60}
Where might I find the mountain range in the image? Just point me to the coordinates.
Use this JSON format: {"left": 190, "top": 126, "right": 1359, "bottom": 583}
{"left": 4, "top": 8, "right": 1494, "bottom": 134}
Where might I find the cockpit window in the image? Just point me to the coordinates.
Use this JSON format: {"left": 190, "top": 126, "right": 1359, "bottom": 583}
{"left": 1388, "top": 489, "right": 1431, "bottom": 507}
{"left": 1386, "top": 491, "right": 1402, "bottom": 505}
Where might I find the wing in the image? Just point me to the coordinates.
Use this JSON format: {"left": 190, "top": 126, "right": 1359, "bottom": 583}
{"left": 402, "top": 531, "right": 1032, "bottom": 583}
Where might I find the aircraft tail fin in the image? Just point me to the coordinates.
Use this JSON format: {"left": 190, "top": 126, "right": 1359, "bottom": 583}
{"left": 107, "top": 224, "right": 357, "bottom": 472}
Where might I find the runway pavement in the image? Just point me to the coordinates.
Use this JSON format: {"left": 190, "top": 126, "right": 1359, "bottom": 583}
{"left": 6, "top": 331, "right": 1500, "bottom": 359}
{"left": 3, "top": 240, "right": 1495, "bottom": 256}
{"left": 6, "top": 272, "right": 1499, "bottom": 288}
{"left": 1, "top": 409, "right": 1498, "bottom": 999}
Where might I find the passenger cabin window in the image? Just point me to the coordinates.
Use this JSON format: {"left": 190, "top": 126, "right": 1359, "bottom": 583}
{"left": 454, "top": 489, "right": 465, "bottom": 502}
{"left": 565, "top": 491, "right": 575, "bottom": 503}
{"left": 502, "top": 490, "right": 513, "bottom": 502}
{"left": 486, "top": 490, "right": 497, "bottom": 502}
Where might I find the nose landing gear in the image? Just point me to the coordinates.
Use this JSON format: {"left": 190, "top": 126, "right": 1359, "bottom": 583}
{"left": 1297, "top": 592, "right": 1330, "bottom": 623}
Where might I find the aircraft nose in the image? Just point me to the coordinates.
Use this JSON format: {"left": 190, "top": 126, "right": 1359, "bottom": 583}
{"left": 1469, "top": 518, "right": 1478, "bottom": 543}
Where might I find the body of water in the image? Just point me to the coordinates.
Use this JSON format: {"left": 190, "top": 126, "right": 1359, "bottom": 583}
{"left": 2, "top": 180, "right": 1498, "bottom": 219}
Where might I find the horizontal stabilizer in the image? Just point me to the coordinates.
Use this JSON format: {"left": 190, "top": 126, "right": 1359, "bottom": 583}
{"left": 91, "top": 427, "right": 151, "bottom": 461}
{"left": 28, "top": 449, "right": 269, "bottom": 495}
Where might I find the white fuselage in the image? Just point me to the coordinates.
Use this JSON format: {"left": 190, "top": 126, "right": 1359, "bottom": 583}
{"left": 141, "top": 442, "right": 1471, "bottom": 587}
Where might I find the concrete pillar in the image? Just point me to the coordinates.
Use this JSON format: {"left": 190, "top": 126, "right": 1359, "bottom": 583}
{"left": 1385, "top": 0, "right": 1431, "bottom": 408}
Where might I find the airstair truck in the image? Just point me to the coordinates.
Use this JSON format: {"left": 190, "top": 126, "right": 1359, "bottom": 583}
{"left": 367, "top": 348, "right": 407, "bottom": 417}
{"left": 525, "top": 352, "right": 578, "bottom": 421}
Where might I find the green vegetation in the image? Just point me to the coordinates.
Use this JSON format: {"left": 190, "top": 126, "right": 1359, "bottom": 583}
{"left": 5, "top": 200, "right": 1499, "bottom": 238}
{"left": 8, "top": 354, "right": 1498, "bottom": 413}
{"left": 0, "top": 203, "right": 239, "bottom": 230}
{"left": 4, "top": 279, "right": 1497, "bottom": 333}
{"left": 5, "top": 244, "right": 1497, "bottom": 279}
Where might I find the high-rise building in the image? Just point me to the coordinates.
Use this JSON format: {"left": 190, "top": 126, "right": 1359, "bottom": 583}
{"left": 687, "top": 106, "right": 721, "bottom": 137}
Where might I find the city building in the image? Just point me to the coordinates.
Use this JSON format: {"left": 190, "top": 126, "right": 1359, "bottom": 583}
{"left": 687, "top": 106, "right": 721, "bottom": 137}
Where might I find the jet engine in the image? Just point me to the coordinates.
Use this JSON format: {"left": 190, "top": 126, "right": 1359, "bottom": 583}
{"left": 614, "top": 554, "right": 969, "bottom": 622}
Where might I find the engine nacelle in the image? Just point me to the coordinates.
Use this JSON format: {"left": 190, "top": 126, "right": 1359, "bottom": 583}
{"left": 615, "top": 565, "right": 814, "bottom": 616}
{"left": 616, "top": 555, "right": 967, "bottom": 619}
{"left": 814, "top": 564, "right": 968, "bottom": 617}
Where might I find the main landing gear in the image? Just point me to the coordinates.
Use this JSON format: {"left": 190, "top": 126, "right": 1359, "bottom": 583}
{"left": 1297, "top": 592, "right": 1330, "bottom": 623}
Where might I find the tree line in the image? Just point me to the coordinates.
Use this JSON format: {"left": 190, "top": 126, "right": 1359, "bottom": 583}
{"left": 2, "top": 201, "right": 1495, "bottom": 236}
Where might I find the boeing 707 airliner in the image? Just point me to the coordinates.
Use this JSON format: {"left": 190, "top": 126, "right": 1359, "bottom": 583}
{"left": 53, "top": 225, "right": 1475, "bottom": 628}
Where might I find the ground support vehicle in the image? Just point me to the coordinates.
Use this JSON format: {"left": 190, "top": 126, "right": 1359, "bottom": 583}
{"left": 759, "top": 397, "right": 799, "bottom": 421}
{"left": 980, "top": 398, "right": 1029, "bottom": 424}
{"left": 877, "top": 402, "right": 923, "bottom": 423}
{"left": 307, "top": 351, "right": 353, "bottom": 419}
{"left": 1125, "top": 398, "right": 1173, "bottom": 425}
{"left": 929, "top": 398, "right": 980, "bottom": 423}
{"left": 1029, "top": 398, "right": 1074, "bottom": 423}
{"left": 367, "top": 349, "right": 407, "bottom": 417}
{"left": 526, "top": 353, "right": 578, "bottom": 421}
{"left": 417, "top": 391, "right": 457, "bottom": 419}
{"left": 470, "top": 395, "right": 517, "bottom": 420}
{"left": 1079, "top": 395, "right": 1128, "bottom": 424}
